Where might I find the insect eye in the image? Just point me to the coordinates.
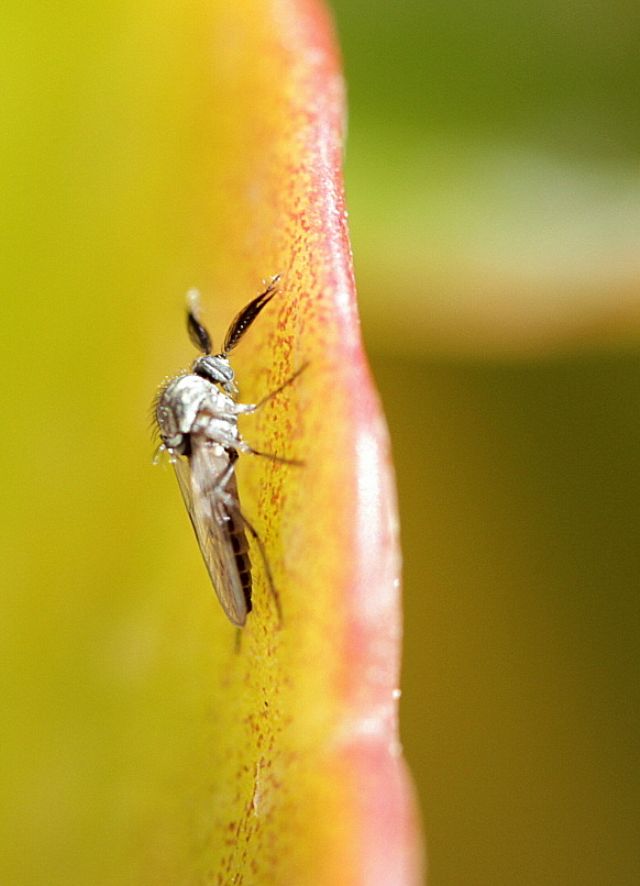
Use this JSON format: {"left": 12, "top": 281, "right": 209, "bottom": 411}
{"left": 193, "top": 356, "right": 235, "bottom": 390}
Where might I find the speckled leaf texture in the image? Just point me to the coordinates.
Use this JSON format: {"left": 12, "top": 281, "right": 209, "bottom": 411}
{"left": 152, "top": 1, "right": 422, "bottom": 883}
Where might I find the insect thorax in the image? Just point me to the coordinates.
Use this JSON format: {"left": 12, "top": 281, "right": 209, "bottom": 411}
{"left": 156, "top": 373, "right": 239, "bottom": 453}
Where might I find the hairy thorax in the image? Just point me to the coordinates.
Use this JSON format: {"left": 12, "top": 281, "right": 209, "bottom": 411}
{"left": 156, "top": 374, "right": 240, "bottom": 453}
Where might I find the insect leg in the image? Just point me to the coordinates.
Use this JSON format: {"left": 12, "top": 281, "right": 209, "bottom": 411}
{"left": 243, "top": 446, "right": 304, "bottom": 467}
{"left": 234, "top": 363, "right": 308, "bottom": 463}
{"left": 236, "top": 362, "right": 309, "bottom": 415}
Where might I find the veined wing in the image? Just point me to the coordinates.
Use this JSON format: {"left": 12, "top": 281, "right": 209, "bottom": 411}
{"left": 171, "top": 443, "right": 250, "bottom": 626}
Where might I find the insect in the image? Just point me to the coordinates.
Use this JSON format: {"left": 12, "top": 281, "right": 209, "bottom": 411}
{"left": 154, "top": 276, "right": 305, "bottom": 627}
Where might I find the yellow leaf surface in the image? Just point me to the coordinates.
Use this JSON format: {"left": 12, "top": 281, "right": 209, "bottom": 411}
{"left": 0, "top": 1, "right": 422, "bottom": 883}
{"left": 166, "top": 2, "right": 423, "bottom": 883}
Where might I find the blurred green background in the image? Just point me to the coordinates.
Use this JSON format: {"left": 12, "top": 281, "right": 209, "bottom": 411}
{"left": 1, "top": 1, "right": 639, "bottom": 884}
{"left": 331, "top": 1, "right": 640, "bottom": 883}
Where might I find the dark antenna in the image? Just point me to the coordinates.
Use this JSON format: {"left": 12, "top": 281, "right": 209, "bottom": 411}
{"left": 186, "top": 289, "right": 212, "bottom": 354}
{"left": 222, "top": 275, "right": 280, "bottom": 355}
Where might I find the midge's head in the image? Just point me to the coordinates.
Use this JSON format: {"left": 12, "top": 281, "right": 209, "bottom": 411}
{"left": 192, "top": 354, "right": 237, "bottom": 395}
{"left": 186, "top": 279, "right": 280, "bottom": 396}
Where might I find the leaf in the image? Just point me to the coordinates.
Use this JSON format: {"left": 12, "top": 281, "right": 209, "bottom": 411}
{"left": 0, "top": 1, "right": 422, "bottom": 883}
{"left": 149, "top": 0, "right": 424, "bottom": 883}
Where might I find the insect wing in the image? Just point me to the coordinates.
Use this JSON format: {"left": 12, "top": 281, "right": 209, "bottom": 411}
{"left": 171, "top": 446, "right": 249, "bottom": 626}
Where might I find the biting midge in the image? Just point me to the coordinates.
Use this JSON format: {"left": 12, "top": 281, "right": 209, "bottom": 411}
{"left": 154, "top": 276, "right": 305, "bottom": 627}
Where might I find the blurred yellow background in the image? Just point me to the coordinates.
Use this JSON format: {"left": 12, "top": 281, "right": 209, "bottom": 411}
{"left": 1, "top": 1, "right": 638, "bottom": 884}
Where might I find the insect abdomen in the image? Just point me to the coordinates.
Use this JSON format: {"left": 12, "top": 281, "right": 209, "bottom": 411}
{"left": 225, "top": 509, "right": 252, "bottom": 612}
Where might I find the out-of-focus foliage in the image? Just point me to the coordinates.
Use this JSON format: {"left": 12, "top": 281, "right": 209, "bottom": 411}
{"left": 330, "top": 1, "right": 640, "bottom": 883}
{"left": 336, "top": 0, "right": 640, "bottom": 357}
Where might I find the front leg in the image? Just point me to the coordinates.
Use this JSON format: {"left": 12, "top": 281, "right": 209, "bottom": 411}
{"left": 236, "top": 441, "right": 304, "bottom": 467}
{"left": 233, "top": 363, "right": 309, "bottom": 416}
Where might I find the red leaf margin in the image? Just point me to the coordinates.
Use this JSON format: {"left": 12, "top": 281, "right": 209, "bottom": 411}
{"left": 260, "top": 1, "right": 425, "bottom": 882}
